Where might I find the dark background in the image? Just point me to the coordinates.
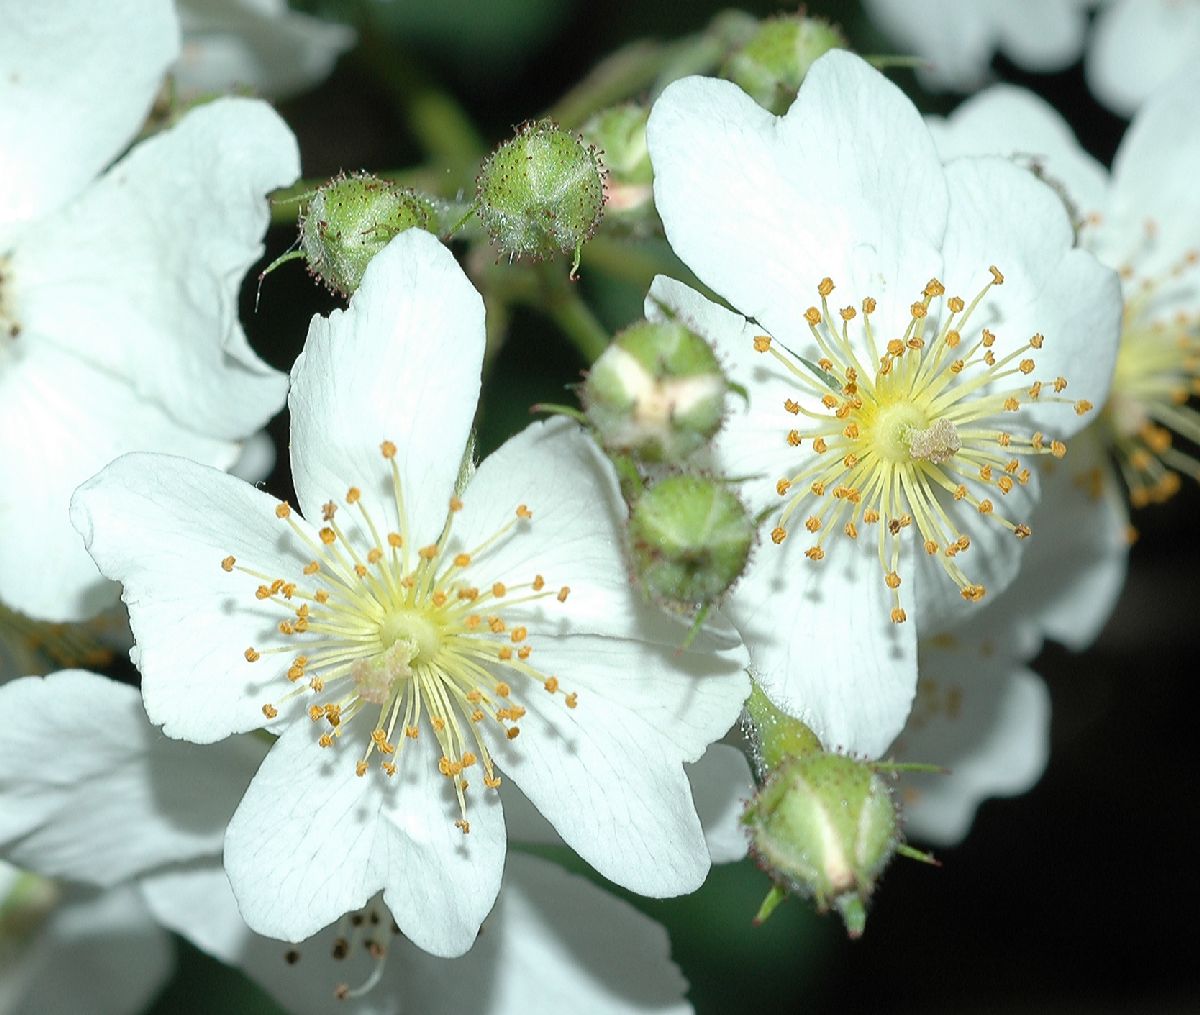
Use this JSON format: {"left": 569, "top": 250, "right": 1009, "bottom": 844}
{"left": 151, "top": 2, "right": 1198, "bottom": 1011}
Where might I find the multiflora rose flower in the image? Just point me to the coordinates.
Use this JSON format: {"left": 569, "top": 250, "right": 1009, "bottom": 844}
{"left": 645, "top": 51, "right": 1121, "bottom": 756}
{"left": 71, "top": 230, "right": 750, "bottom": 956}
{"left": 0, "top": 0, "right": 299, "bottom": 622}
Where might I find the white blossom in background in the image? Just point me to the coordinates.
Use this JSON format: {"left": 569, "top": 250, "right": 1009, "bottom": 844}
{"left": 175, "top": 0, "right": 355, "bottom": 100}
{"left": 0, "top": 670, "right": 268, "bottom": 1015}
{"left": 0, "top": 671, "right": 750, "bottom": 1013}
{"left": 894, "top": 430, "right": 1128, "bottom": 845}
{"left": 929, "top": 69, "right": 1200, "bottom": 512}
{"left": 861, "top": 0, "right": 1092, "bottom": 93}
{"left": 0, "top": 860, "right": 174, "bottom": 1015}
{"left": 0, "top": 0, "right": 299, "bottom": 623}
{"left": 645, "top": 51, "right": 1121, "bottom": 758}
{"left": 1087, "top": 0, "right": 1200, "bottom": 116}
{"left": 71, "top": 229, "right": 750, "bottom": 957}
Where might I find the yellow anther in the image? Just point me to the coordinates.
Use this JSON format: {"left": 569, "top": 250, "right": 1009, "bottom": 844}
{"left": 387, "top": 532, "right": 402, "bottom": 547}
{"left": 380, "top": 440, "right": 397, "bottom": 458}
{"left": 784, "top": 398, "right": 800, "bottom": 414}
{"left": 948, "top": 296, "right": 965, "bottom": 313}
{"left": 813, "top": 437, "right": 828, "bottom": 453}
{"left": 244, "top": 647, "right": 260, "bottom": 662}
{"left": 771, "top": 527, "right": 787, "bottom": 544}
{"left": 753, "top": 335, "right": 772, "bottom": 352}
{"left": 319, "top": 527, "right": 336, "bottom": 544}
{"left": 805, "top": 545, "right": 825, "bottom": 561}
{"left": 818, "top": 277, "right": 835, "bottom": 296}
{"left": 1074, "top": 399, "right": 1093, "bottom": 415}
{"left": 516, "top": 503, "right": 531, "bottom": 519}
{"left": 885, "top": 571, "right": 901, "bottom": 589}
{"left": 787, "top": 430, "right": 802, "bottom": 447}
{"left": 890, "top": 607, "right": 907, "bottom": 624}
{"left": 221, "top": 555, "right": 236, "bottom": 572}
{"left": 989, "top": 265, "right": 1004, "bottom": 285}
{"left": 804, "top": 307, "right": 822, "bottom": 325}
{"left": 776, "top": 478, "right": 792, "bottom": 496}
{"left": 557, "top": 586, "right": 571, "bottom": 602}
{"left": 262, "top": 704, "right": 278, "bottom": 718}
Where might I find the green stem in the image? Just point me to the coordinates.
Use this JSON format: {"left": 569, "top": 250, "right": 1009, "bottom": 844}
{"left": 545, "top": 39, "right": 670, "bottom": 128}
{"left": 541, "top": 285, "right": 610, "bottom": 363}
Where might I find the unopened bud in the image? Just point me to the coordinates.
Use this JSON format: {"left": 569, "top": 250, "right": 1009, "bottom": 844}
{"left": 299, "top": 172, "right": 437, "bottom": 296}
{"left": 723, "top": 15, "right": 845, "bottom": 114}
{"left": 475, "top": 120, "right": 606, "bottom": 272}
{"left": 629, "top": 475, "right": 754, "bottom": 609}
{"left": 745, "top": 751, "right": 898, "bottom": 937}
{"left": 583, "top": 320, "right": 726, "bottom": 463}
{"left": 581, "top": 103, "right": 654, "bottom": 225}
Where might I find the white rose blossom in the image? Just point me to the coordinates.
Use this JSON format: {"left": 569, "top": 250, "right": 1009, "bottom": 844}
{"left": 644, "top": 52, "right": 1121, "bottom": 757}
{"left": 0, "top": 0, "right": 299, "bottom": 623}
{"left": 175, "top": 0, "right": 356, "bottom": 100}
{"left": 861, "top": 0, "right": 1093, "bottom": 93}
{"left": 928, "top": 69, "right": 1200, "bottom": 513}
{"left": 0, "top": 670, "right": 753, "bottom": 1013}
{"left": 69, "top": 229, "right": 750, "bottom": 956}
{"left": 1087, "top": 0, "right": 1200, "bottom": 116}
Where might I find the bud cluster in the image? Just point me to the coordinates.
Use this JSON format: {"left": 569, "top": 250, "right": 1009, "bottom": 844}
{"left": 722, "top": 14, "right": 846, "bottom": 114}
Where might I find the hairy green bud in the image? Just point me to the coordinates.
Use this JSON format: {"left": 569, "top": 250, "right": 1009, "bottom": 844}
{"left": 299, "top": 172, "right": 437, "bottom": 296}
{"left": 745, "top": 751, "right": 898, "bottom": 938}
{"left": 475, "top": 120, "right": 606, "bottom": 271}
{"left": 583, "top": 320, "right": 726, "bottom": 464}
{"left": 629, "top": 475, "right": 754, "bottom": 609}
{"left": 723, "top": 15, "right": 845, "bottom": 114}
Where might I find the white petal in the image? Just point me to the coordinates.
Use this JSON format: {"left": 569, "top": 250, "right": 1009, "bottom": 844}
{"left": 648, "top": 53, "right": 947, "bottom": 348}
{"left": 11, "top": 98, "right": 296, "bottom": 441}
{"left": 144, "top": 853, "right": 691, "bottom": 1015}
{"left": 0, "top": 670, "right": 265, "bottom": 886}
{"left": 940, "top": 156, "right": 1122, "bottom": 437}
{"left": 175, "top": 0, "right": 355, "bottom": 100}
{"left": 224, "top": 718, "right": 504, "bottom": 957}
{"left": 1102, "top": 64, "right": 1200, "bottom": 272}
{"left": 0, "top": 343, "right": 238, "bottom": 623}
{"left": 0, "top": 0, "right": 179, "bottom": 242}
{"left": 990, "top": 0, "right": 1090, "bottom": 72}
{"left": 725, "top": 534, "right": 918, "bottom": 759}
{"left": 448, "top": 419, "right": 741, "bottom": 654}
{"left": 8, "top": 882, "right": 173, "bottom": 1015}
{"left": 1087, "top": 0, "right": 1200, "bottom": 118}
{"left": 687, "top": 743, "right": 754, "bottom": 863}
{"left": 289, "top": 230, "right": 483, "bottom": 549}
{"left": 70, "top": 453, "right": 315, "bottom": 742}
{"left": 894, "top": 646, "right": 1050, "bottom": 846}
{"left": 501, "top": 741, "right": 754, "bottom": 868}
{"left": 488, "top": 631, "right": 746, "bottom": 896}
{"left": 935, "top": 426, "right": 1128, "bottom": 656}
{"left": 928, "top": 85, "right": 1110, "bottom": 220}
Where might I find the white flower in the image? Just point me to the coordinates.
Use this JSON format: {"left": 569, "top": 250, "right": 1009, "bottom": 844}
{"left": 0, "top": 0, "right": 299, "bottom": 623}
{"left": 894, "top": 431, "right": 1127, "bottom": 845}
{"left": 0, "top": 670, "right": 751, "bottom": 1013}
{"left": 0, "top": 669, "right": 267, "bottom": 1015}
{"left": 929, "top": 70, "right": 1200, "bottom": 512}
{"left": 861, "top": 0, "right": 1092, "bottom": 93}
{"left": 175, "top": 0, "right": 355, "bottom": 100}
{"left": 645, "top": 52, "right": 1121, "bottom": 757}
{"left": 1087, "top": 0, "right": 1200, "bottom": 116}
{"left": 0, "top": 860, "right": 174, "bottom": 1015}
{"left": 142, "top": 855, "right": 694, "bottom": 1014}
{"left": 70, "top": 229, "right": 750, "bottom": 956}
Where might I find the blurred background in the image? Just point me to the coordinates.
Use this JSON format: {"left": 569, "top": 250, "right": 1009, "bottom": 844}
{"left": 150, "top": 1, "right": 1198, "bottom": 1010}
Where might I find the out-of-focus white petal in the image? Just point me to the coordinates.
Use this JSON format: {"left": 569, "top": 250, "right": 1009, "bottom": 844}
{"left": 0, "top": 0, "right": 179, "bottom": 243}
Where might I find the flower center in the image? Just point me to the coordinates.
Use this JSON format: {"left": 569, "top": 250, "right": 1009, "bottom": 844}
{"left": 756, "top": 268, "right": 1091, "bottom": 622}
{"left": 1095, "top": 236, "right": 1200, "bottom": 509}
{"left": 223, "top": 439, "right": 577, "bottom": 833}
{"left": 278, "top": 896, "right": 400, "bottom": 1002}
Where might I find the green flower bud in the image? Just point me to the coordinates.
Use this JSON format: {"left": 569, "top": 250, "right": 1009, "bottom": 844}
{"left": 475, "top": 120, "right": 606, "bottom": 271}
{"left": 580, "top": 104, "right": 655, "bottom": 226}
{"left": 723, "top": 15, "right": 845, "bottom": 114}
{"left": 745, "top": 751, "right": 899, "bottom": 938}
{"left": 629, "top": 474, "right": 754, "bottom": 609}
{"left": 299, "top": 172, "right": 437, "bottom": 296}
{"left": 582, "top": 320, "right": 726, "bottom": 463}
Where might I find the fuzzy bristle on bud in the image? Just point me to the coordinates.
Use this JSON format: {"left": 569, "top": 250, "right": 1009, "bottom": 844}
{"left": 583, "top": 319, "right": 727, "bottom": 464}
{"left": 628, "top": 474, "right": 754, "bottom": 610}
{"left": 299, "top": 172, "right": 437, "bottom": 296}
{"left": 722, "top": 14, "right": 846, "bottom": 114}
{"left": 475, "top": 119, "right": 606, "bottom": 270}
{"left": 744, "top": 751, "right": 899, "bottom": 938}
